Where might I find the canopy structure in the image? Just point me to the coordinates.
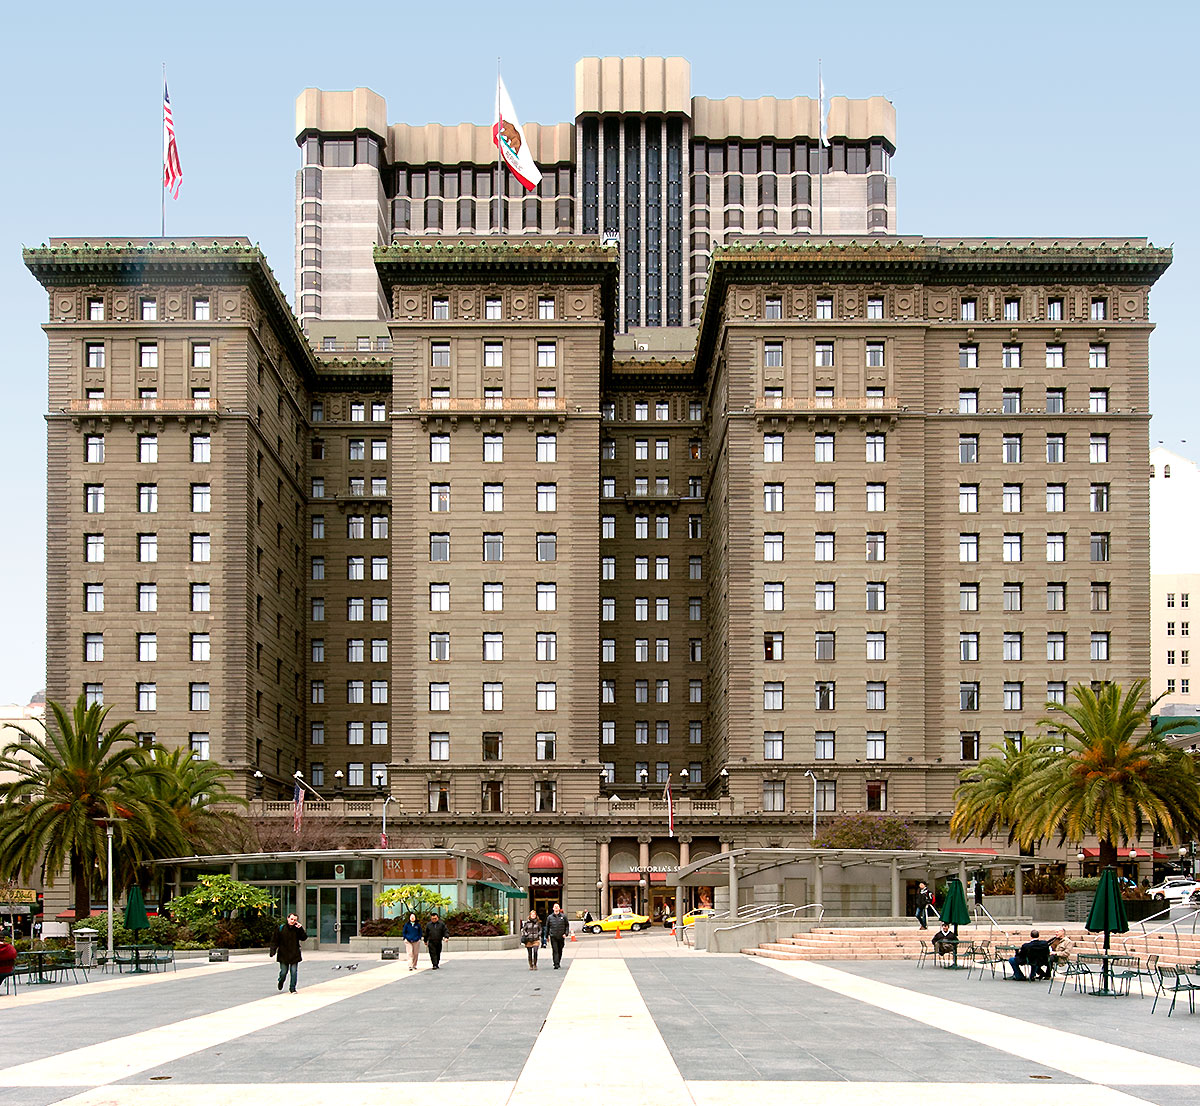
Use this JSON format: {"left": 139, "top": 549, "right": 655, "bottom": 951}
{"left": 669, "top": 847, "right": 1037, "bottom": 920}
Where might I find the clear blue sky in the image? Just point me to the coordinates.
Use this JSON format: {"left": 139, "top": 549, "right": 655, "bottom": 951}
{"left": 1, "top": 0, "right": 1196, "bottom": 704}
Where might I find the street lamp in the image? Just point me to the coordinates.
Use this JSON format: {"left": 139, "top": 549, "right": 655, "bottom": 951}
{"left": 719, "top": 767, "right": 729, "bottom": 798}
{"left": 596, "top": 880, "right": 604, "bottom": 917}
{"left": 1076, "top": 849, "right": 1086, "bottom": 877}
{"left": 252, "top": 769, "right": 264, "bottom": 798}
{"left": 679, "top": 766, "right": 690, "bottom": 794}
{"left": 804, "top": 770, "right": 818, "bottom": 841}
{"left": 94, "top": 817, "right": 123, "bottom": 960}
{"left": 381, "top": 796, "right": 395, "bottom": 848}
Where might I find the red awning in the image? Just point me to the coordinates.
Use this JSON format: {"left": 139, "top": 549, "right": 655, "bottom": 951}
{"left": 528, "top": 850, "right": 562, "bottom": 871}
{"left": 55, "top": 909, "right": 104, "bottom": 920}
{"left": 607, "top": 873, "right": 640, "bottom": 883}
{"left": 482, "top": 850, "right": 509, "bottom": 864}
{"left": 1079, "top": 848, "right": 1168, "bottom": 859}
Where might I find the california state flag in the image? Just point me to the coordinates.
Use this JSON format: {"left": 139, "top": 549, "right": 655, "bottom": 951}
{"left": 493, "top": 76, "right": 542, "bottom": 191}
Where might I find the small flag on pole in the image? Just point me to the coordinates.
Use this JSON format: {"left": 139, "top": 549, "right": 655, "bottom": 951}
{"left": 818, "top": 68, "right": 827, "bottom": 148}
{"left": 163, "top": 84, "right": 183, "bottom": 199}
{"left": 493, "top": 76, "right": 541, "bottom": 191}
{"left": 663, "top": 778, "right": 675, "bottom": 838}
{"left": 292, "top": 780, "right": 305, "bottom": 834}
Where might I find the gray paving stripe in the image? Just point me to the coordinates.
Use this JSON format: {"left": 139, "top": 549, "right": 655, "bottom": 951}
{"left": 120, "top": 960, "right": 565, "bottom": 1085}
{"left": 627, "top": 957, "right": 1076, "bottom": 1083}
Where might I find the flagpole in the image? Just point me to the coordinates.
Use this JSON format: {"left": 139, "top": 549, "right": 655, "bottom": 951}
{"left": 496, "top": 58, "right": 503, "bottom": 235}
{"left": 161, "top": 64, "right": 166, "bottom": 239}
{"left": 817, "top": 59, "right": 824, "bottom": 237}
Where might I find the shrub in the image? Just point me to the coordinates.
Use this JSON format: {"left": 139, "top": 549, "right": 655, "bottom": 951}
{"left": 1066, "top": 876, "right": 1102, "bottom": 892}
{"left": 813, "top": 814, "right": 916, "bottom": 850}
{"left": 72, "top": 913, "right": 133, "bottom": 946}
{"left": 445, "top": 907, "right": 508, "bottom": 937}
{"left": 360, "top": 918, "right": 403, "bottom": 938}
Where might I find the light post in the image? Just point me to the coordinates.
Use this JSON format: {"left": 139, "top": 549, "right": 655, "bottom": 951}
{"left": 804, "top": 770, "right": 818, "bottom": 842}
{"left": 94, "top": 817, "right": 122, "bottom": 960}
{"left": 252, "top": 769, "right": 264, "bottom": 798}
{"left": 1181, "top": 845, "right": 1191, "bottom": 879}
{"left": 381, "top": 796, "right": 395, "bottom": 848}
{"left": 1076, "top": 849, "right": 1086, "bottom": 877}
{"left": 596, "top": 880, "right": 604, "bottom": 918}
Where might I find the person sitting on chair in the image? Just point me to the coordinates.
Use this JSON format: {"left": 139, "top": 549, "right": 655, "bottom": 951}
{"left": 1048, "top": 928, "right": 1074, "bottom": 969}
{"left": 931, "top": 922, "right": 958, "bottom": 955}
{"left": 1009, "top": 929, "right": 1052, "bottom": 980}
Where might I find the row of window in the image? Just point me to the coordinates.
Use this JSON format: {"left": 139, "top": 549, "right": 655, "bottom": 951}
{"left": 310, "top": 401, "right": 387, "bottom": 423}
{"left": 763, "top": 483, "right": 891, "bottom": 512}
{"left": 958, "top": 532, "right": 1112, "bottom": 563}
{"left": 82, "top": 582, "right": 213, "bottom": 612}
{"left": 601, "top": 400, "right": 703, "bottom": 422}
{"left": 762, "top": 339, "right": 1109, "bottom": 372}
{"left": 86, "top": 296, "right": 210, "bottom": 322}
{"left": 760, "top": 294, "right": 1109, "bottom": 324}
{"left": 83, "top": 632, "right": 210, "bottom": 663}
{"left": 311, "top": 639, "right": 389, "bottom": 663}
{"left": 958, "top": 673, "right": 1108, "bottom": 711}
{"left": 427, "top": 483, "right": 559, "bottom": 513}
{"left": 84, "top": 343, "right": 212, "bottom": 372}
{"left": 1165, "top": 593, "right": 1192, "bottom": 608}
{"left": 602, "top": 556, "right": 703, "bottom": 580}
{"left": 758, "top": 581, "right": 889, "bottom": 613}
{"left": 309, "top": 680, "right": 389, "bottom": 704}
{"left": 766, "top": 434, "right": 886, "bottom": 464}
{"left": 1164, "top": 679, "right": 1192, "bottom": 695}
{"left": 600, "top": 516, "right": 703, "bottom": 539}
{"left": 959, "top": 631, "right": 1109, "bottom": 663}
{"left": 310, "top": 721, "right": 388, "bottom": 745}
{"left": 765, "top": 730, "right": 893, "bottom": 760}
{"left": 427, "top": 779, "right": 560, "bottom": 813}
{"left": 84, "top": 683, "right": 211, "bottom": 710}
{"left": 310, "top": 557, "right": 389, "bottom": 581}
{"left": 84, "top": 435, "right": 210, "bottom": 464}
{"left": 429, "top": 631, "right": 559, "bottom": 663}
{"left": 960, "top": 581, "right": 1110, "bottom": 612}
{"left": 959, "top": 434, "right": 1111, "bottom": 464}
{"left": 310, "top": 598, "right": 389, "bottom": 621}
{"left": 306, "top": 763, "right": 390, "bottom": 789}
{"left": 1164, "top": 622, "right": 1191, "bottom": 636}
{"left": 427, "top": 682, "right": 558, "bottom": 711}
{"left": 429, "top": 434, "right": 556, "bottom": 464}
{"left": 959, "top": 483, "right": 1109, "bottom": 513}
{"left": 957, "top": 387, "right": 1109, "bottom": 413}
{"left": 428, "top": 341, "right": 558, "bottom": 369}
{"left": 84, "top": 532, "right": 213, "bottom": 564}
{"left": 600, "top": 721, "right": 704, "bottom": 745}
{"left": 84, "top": 484, "right": 212, "bottom": 513}
{"left": 311, "top": 515, "right": 389, "bottom": 540}
{"left": 312, "top": 477, "right": 388, "bottom": 498}
{"left": 430, "top": 295, "right": 557, "bottom": 321}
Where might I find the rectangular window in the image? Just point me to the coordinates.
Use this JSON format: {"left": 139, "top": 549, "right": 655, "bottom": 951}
{"left": 1046, "top": 484, "right": 1064, "bottom": 513}
{"left": 1002, "top": 344, "right": 1021, "bottom": 368}
{"left": 1045, "top": 344, "right": 1064, "bottom": 369}
{"left": 764, "top": 533, "right": 784, "bottom": 562}
{"left": 959, "top": 533, "right": 979, "bottom": 562}
{"left": 1046, "top": 389, "right": 1065, "bottom": 413}
{"left": 959, "top": 436, "right": 978, "bottom": 464}
{"left": 190, "top": 683, "right": 210, "bottom": 711}
{"left": 815, "top": 732, "right": 835, "bottom": 760}
{"left": 85, "top": 534, "right": 104, "bottom": 563}
{"left": 814, "top": 342, "right": 834, "bottom": 367}
{"left": 866, "top": 582, "right": 886, "bottom": 611}
{"left": 1047, "top": 632, "right": 1066, "bottom": 661}
{"left": 764, "top": 434, "right": 783, "bottom": 463}
{"left": 1090, "top": 484, "right": 1110, "bottom": 512}
{"left": 866, "top": 631, "right": 886, "bottom": 661}
{"left": 960, "top": 683, "right": 979, "bottom": 711}
{"left": 815, "top": 532, "right": 834, "bottom": 561}
{"left": 1003, "top": 435, "right": 1022, "bottom": 464}
{"left": 1090, "top": 435, "right": 1109, "bottom": 464}
{"left": 1046, "top": 435, "right": 1065, "bottom": 464}
{"left": 138, "top": 583, "right": 157, "bottom": 612}
{"left": 1091, "top": 632, "right": 1110, "bottom": 661}
{"left": 537, "top": 484, "right": 557, "bottom": 512}
{"left": 866, "top": 682, "right": 886, "bottom": 710}
{"left": 191, "top": 583, "right": 211, "bottom": 612}
{"left": 960, "top": 632, "right": 979, "bottom": 662}
{"left": 814, "top": 484, "right": 834, "bottom": 512}
{"left": 960, "top": 583, "right": 979, "bottom": 611}
{"left": 85, "top": 485, "right": 104, "bottom": 513}
{"left": 1003, "top": 533, "right": 1023, "bottom": 562}
{"left": 815, "top": 681, "right": 835, "bottom": 710}
{"left": 1090, "top": 532, "right": 1110, "bottom": 562}
{"left": 867, "top": 732, "right": 887, "bottom": 760}
{"left": 1090, "top": 344, "right": 1108, "bottom": 369}
{"left": 192, "top": 485, "right": 211, "bottom": 513}
{"left": 430, "top": 533, "right": 450, "bottom": 562}
{"left": 959, "top": 485, "right": 979, "bottom": 513}
{"left": 764, "top": 682, "right": 784, "bottom": 710}
{"left": 1092, "top": 583, "right": 1110, "bottom": 612}
{"left": 959, "top": 344, "right": 978, "bottom": 368}
{"left": 1046, "top": 533, "right": 1066, "bottom": 562}
{"left": 347, "top": 597, "right": 364, "bottom": 621}
{"left": 959, "top": 389, "right": 978, "bottom": 414}
{"left": 483, "top": 532, "right": 504, "bottom": 562}
{"left": 1046, "top": 582, "right": 1065, "bottom": 611}
{"left": 764, "top": 582, "right": 784, "bottom": 611}
{"left": 1004, "top": 632, "right": 1023, "bottom": 662}
{"left": 866, "top": 532, "right": 886, "bottom": 562}
{"left": 866, "top": 484, "right": 886, "bottom": 512}
{"left": 866, "top": 342, "right": 885, "bottom": 368}
{"left": 536, "top": 582, "right": 557, "bottom": 611}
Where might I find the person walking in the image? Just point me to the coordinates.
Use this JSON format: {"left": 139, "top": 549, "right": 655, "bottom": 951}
{"left": 403, "top": 912, "right": 423, "bottom": 971}
{"left": 545, "top": 902, "right": 570, "bottom": 969}
{"left": 270, "top": 912, "right": 308, "bottom": 993}
{"left": 424, "top": 911, "right": 448, "bottom": 970}
{"left": 915, "top": 881, "right": 933, "bottom": 930}
{"left": 521, "top": 910, "right": 542, "bottom": 970}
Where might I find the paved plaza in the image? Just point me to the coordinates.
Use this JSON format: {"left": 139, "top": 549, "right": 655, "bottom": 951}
{"left": 2, "top": 930, "right": 1198, "bottom": 1105}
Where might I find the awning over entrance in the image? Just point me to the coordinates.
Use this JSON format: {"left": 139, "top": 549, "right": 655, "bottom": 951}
{"left": 527, "top": 850, "right": 562, "bottom": 870}
{"left": 477, "top": 880, "right": 528, "bottom": 898}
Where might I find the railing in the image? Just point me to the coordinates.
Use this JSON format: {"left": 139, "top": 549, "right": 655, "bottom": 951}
{"left": 418, "top": 397, "right": 567, "bottom": 413}
{"left": 67, "top": 399, "right": 217, "bottom": 414}
{"left": 755, "top": 396, "right": 900, "bottom": 412}
{"left": 974, "top": 902, "right": 1000, "bottom": 941}
{"left": 708, "top": 902, "right": 825, "bottom": 940}
{"left": 1123, "top": 906, "right": 1200, "bottom": 961}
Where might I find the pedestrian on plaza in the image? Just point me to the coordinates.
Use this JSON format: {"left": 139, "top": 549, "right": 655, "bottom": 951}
{"left": 403, "top": 912, "right": 423, "bottom": 971}
{"left": 424, "top": 912, "right": 448, "bottom": 970}
{"left": 1008, "top": 929, "right": 1052, "bottom": 981}
{"left": 915, "top": 881, "right": 933, "bottom": 929}
{"left": 583, "top": 910, "right": 593, "bottom": 925}
{"left": 0, "top": 936, "right": 16, "bottom": 975}
{"left": 521, "top": 909, "right": 542, "bottom": 970}
{"left": 1048, "top": 928, "right": 1074, "bottom": 970}
{"left": 270, "top": 912, "right": 308, "bottom": 993}
{"left": 931, "top": 921, "right": 958, "bottom": 956}
{"left": 545, "top": 903, "right": 570, "bottom": 969}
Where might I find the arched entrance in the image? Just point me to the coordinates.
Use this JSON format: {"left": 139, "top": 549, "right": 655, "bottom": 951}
{"left": 527, "top": 850, "right": 563, "bottom": 922}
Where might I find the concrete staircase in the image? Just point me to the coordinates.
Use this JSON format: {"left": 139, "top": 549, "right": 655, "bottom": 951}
{"left": 743, "top": 924, "right": 1200, "bottom": 967}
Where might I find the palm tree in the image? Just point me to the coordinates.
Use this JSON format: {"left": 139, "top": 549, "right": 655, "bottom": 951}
{"left": 951, "top": 734, "right": 1055, "bottom": 849}
{"left": 1018, "top": 681, "right": 1200, "bottom": 867}
{"left": 0, "top": 697, "right": 164, "bottom": 921}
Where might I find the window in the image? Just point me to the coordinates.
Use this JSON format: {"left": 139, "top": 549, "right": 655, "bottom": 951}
{"left": 764, "top": 582, "right": 784, "bottom": 611}
{"left": 1091, "top": 632, "right": 1110, "bottom": 661}
{"left": 1045, "top": 344, "right": 1064, "bottom": 369}
{"left": 1046, "top": 582, "right": 1065, "bottom": 611}
{"left": 1090, "top": 435, "right": 1109, "bottom": 464}
{"left": 1047, "top": 632, "right": 1066, "bottom": 661}
{"left": 482, "top": 682, "right": 503, "bottom": 711}
{"left": 1046, "top": 389, "right": 1065, "bottom": 413}
{"left": 866, "top": 582, "right": 886, "bottom": 611}
{"left": 1003, "top": 297, "right": 1020, "bottom": 321}
{"left": 191, "top": 484, "right": 211, "bottom": 513}
{"left": 960, "top": 732, "right": 979, "bottom": 761}
{"left": 430, "top": 533, "right": 450, "bottom": 562}
{"left": 536, "top": 682, "right": 557, "bottom": 711}
{"left": 762, "top": 780, "right": 785, "bottom": 813}
{"left": 960, "top": 298, "right": 977, "bottom": 321}
{"left": 139, "top": 343, "right": 158, "bottom": 370}
{"left": 959, "top": 390, "right": 978, "bottom": 415}
{"left": 815, "top": 532, "right": 834, "bottom": 561}
{"left": 1090, "top": 532, "right": 1110, "bottom": 562}
{"left": 814, "top": 484, "right": 834, "bottom": 512}
{"left": 1090, "top": 484, "right": 1110, "bottom": 513}
{"left": 347, "top": 680, "right": 365, "bottom": 705}
{"left": 1091, "top": 297, "right": 1107, "bottom": 321}
{"left": 190, "top": 683, "right": 210, "bottom": 711}
{"left": 866, "top": 342, "right": 885, "bottom": 368}
{"left": 761, "top": 434, "right": 785, "bottom": 464}
{"left": 867, "top": 732, "right": 887, "bottom": 760}
{"left": 1092, "top": 583, "right": 1110, "bottom": 612}
{"left": 960, "top": 683, "right": 979, "bottom": 711}
{"left": 86, "top": 342, "right": 105, "bottom": 370}
{"left": 960, "top": 583, "right": 979, "bottom": 611}
{"left": 866, "top": 484, "right": 886, "bottom": 512}
{"left": 960, "top": 632, "right": 979, "bottom": 662}
{"left": 959, "top": 533, "right": 979, "bottom": 562}
{"left": 536, "top": 631, "right": 557, "bottom": 662}
{"left": 1048, "top": 681, "right": 1066, "bottom": 706}
{"left": 814, "top": 434, "right": 834, "bottom": 463}
{"left": 656, "top": 557, "right": 669, "bottom": 581}
{"left": 763, "top": 341, "right": 784, "bottom": 370}
{"left": 656, "top": 401, "right": 669, "bottom": 421}
{"left": 764, "top": 682, "right": 784, "bottom": 710}
{"left": 1046, "top": 484, "right": 1064, "bottom": 513}
{"left": 1003, "top": 533, "right": 1022, "bottom": 562}
{"left": 866, "top": 682, "right": 886, "bottom": 710}
{"left": 865, "top": 434, "right": 886, "bottom": 463}
{"left": 866, "top": 631, "right": 886, "bottom": 661}
{"left": 959, "top": 343, "right": 978, "bottom": 369}
{"left": 138, "top": 583, "right": 157, "bottom": 612}
{"left": 814, "top": 731, "right": 835, "bottom": 760}
{"left": 85, "top": 534, "right": 104, "bottom": 563}
{"left": 1046, "top": 533, "right": 1065, "bottom": 562}
{"left": 687, "top": 516, "right": 701, "bottom": 539}
{"left": 483, "top": 533, "right": 504, "bottom": 562}
{"left": 815, "top": 582, "right": 835, "bottom": 611}
{"left": 815, "top": 295, "right": 834, "bottom": 319}
{"left": 346, "top": 597, "right": 364, "bottom": 621}
{"left": 1002, "top": 581, "right": 1021, "bottom": 612}
{"left": 85, "top": 484, "right": 104, "bottom": 513}
{"left": 1002, "top": 344, "right": 1021, "bottom": 368}
{"left": 84, "top": 633, "right": 104, "bottom": 662}
{"left": 85, "top": 435, "right": 105, "bottom": 464}
{"left": 1004, "top": 632, "right": 1023, "bottom": 662}
{"left": 536, "top": 484, "right": 557, "bottom": 512}
{"left": 536, "top": 582, "right": 557, "bottom": 611}
{"left": 191, "top": 583, "right": 211, "bottom": 612}
{"left": 959, "top": 485, "right": 979, "bottom": 514}
{"left": 430, "top": 633, "right": 450, "bottom": 662}
{"left": 815, "top": 342, "right": 834, "bottom": 367}
{"left": 311, "top": 597, "right": 326, "bottom": 622}
{"left": 959, "top": 436, "right": 978, "bottom": 464}
{"left": 429, "top": 483, "right": 450, "bottom": 513}
{"left": 532, "top": 433, "right": 559, "bottom": 464}
{"left": 816, "top": 387, "right": 835, "bottom": 407}
{"left": 815, "top": 681, "right": 835, "bottom": 710}
{"left": 764, "top": 533, "right": 784, "bottom": 562}
{"left": 1003, "top": 435, "right": 1022, "bottom": 464}
{"left": 1046, "top": 434, "right": 1065, "bottom": 464}
{"left": 1089, "top": 344, "right": 1108, "bottom": 369}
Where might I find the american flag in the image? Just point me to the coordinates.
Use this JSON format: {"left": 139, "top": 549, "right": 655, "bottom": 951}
{"left": 163, "top": 84, "right": 183, "bottom": 199}
{"left": 292, "top": 781, "right": 305, "bottom": 834}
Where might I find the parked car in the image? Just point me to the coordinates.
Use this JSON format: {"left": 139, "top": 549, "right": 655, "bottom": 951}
{"left": 1147, "top": 877, "right": 1200, "bottom": 902}
{"left": 662, "top": 907, "right": 718, "bottom": 929}
{"left": 1189, "top": 886, "right": 1200, "bottom": 907}
{"left": 582, "top": 909, "right": 651, "bottom": 934}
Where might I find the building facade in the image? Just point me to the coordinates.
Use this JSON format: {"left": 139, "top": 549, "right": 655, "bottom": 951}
{"left": 27, "top": 231, "right": 1168, "bottom": 927}
{"left": 1150, "top": 446, "right": 1200, "bottom": 716}
{"left": 294, "top": 57, "right": 897, "bottom": 332}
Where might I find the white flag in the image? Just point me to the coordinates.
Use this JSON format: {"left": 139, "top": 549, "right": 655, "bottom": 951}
{"left": 818, "top": 70, "right": 827, "bottom": 147}
{"left": 493, "top": 76, "right": 542, "bottom": 191}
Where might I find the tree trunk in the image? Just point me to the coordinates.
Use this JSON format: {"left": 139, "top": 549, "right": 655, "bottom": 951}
{"left": 1098, "top": 839, "right": 1119, "bottom": 869}
{"left": 71, "top": 849, "right": 91, "bottom": 924}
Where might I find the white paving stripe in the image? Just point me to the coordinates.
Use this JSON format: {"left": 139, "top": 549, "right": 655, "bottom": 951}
{"left": 0, "top": 960, "right": 412, "bottom": 1087}
{"left": 506, "top": 959, "right": 690, "bottom": 1103}
{"left": 0, "top": 960, "right": 258, "bottom": 1009}
{"left": 759, "top": 959, "right": 1200, "bottom": 1087}
{"left": 688, "top": 1082, "right": 1161, "bottom": 1106}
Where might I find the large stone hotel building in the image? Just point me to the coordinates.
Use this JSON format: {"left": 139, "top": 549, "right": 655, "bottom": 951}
{"left": 24, "top": 58, "right": 1169, "bottom": 922}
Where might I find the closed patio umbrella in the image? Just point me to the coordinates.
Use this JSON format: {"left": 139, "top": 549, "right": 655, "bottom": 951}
{"left": 1085, "top": 866, "right": 1129, "bottom": 995}
{"left": 940, "top": 877, "right": 972, "bottom": 967}
{"left": 123, "top": 885, "right": 150, "bottom": 933}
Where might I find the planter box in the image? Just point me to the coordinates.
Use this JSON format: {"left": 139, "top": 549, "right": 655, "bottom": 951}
{"left": 1065, "top": 893, "right": 1166, "bottom": 925}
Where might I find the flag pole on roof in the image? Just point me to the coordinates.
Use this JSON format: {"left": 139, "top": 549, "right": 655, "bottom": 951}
{"left": 494, "top": 67, "right": 542, "bottom": 236}
{"left": 817, "top": 59, "right": 825, "bottom": 236}
{"left": 162, "top": 66, "right": 183, "bottom": 235}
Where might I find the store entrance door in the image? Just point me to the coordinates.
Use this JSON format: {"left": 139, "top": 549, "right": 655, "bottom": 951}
{"left": 305, "top": 884, "right": 363, "bottom": 947}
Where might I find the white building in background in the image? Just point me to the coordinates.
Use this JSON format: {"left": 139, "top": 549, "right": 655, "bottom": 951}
{"left": 0, "top": 693, "right": 45, "bottom": 784}
{"left": 1150, "top": 447, "right": 1200, "bottom": 716}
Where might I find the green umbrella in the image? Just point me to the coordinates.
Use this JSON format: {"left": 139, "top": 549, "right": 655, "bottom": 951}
{"left": 1085, "top": 866, "right": 1129, "bottom": 995}
{"left": 940, "top": 877, "right": 972, "bottom": 930}
{"left": 123, "top": 885, "right": 150, "bottom": 933}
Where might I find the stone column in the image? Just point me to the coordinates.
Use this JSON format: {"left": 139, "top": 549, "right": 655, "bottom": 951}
{"left": 728, "top": 852, "right": 739, "bottom": 920}
{"left": 1014, "top": 863, "right": 1024, "bottom": 917}
{"left": 599, "top": 839, "right": 610, "bottom": 916}
{"left": 890, "top": 858, "right": 902, "bottom": 918}
{"left": 813, "top": 857, "right": 824, "bottom": 913}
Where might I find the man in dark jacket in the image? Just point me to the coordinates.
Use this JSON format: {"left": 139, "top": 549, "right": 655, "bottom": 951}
{"left": 1009, "top": 930, "right": 1052, "bottom": 981}
{"left": 545, "top": 902, "right": 570, "bottom": 969}
{"left": 424, "top": 912, "right": 449, "bottom": 969}
{"left": 270, "top": 913, "right": 308, "bottom": 993}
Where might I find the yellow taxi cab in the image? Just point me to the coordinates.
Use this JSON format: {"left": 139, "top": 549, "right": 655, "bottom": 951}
{"left": 662, "top": 907, "right": 717, "bottom": 929}
{"left": 582, "top": 908, "right": 651, "bottom": 934}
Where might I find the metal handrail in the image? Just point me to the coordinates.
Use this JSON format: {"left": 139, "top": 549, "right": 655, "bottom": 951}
{"left": 973, "top": 902, "right": 999, "bottom": 941}
{"left": 710, "top": 903, "right": 825, "bottom": 937}
{"left": 1123, "top": 907, "right": 1200, "bottom": 960}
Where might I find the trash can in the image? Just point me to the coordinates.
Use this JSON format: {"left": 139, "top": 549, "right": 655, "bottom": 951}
{"left": 381, "top": 947, "right": 400, "bottom": 960}
{"left": 75, "top": 927, "right": 98, "bottom": 968}
{"left": 208, "top": 948, "right": 229, "bottom": 962}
